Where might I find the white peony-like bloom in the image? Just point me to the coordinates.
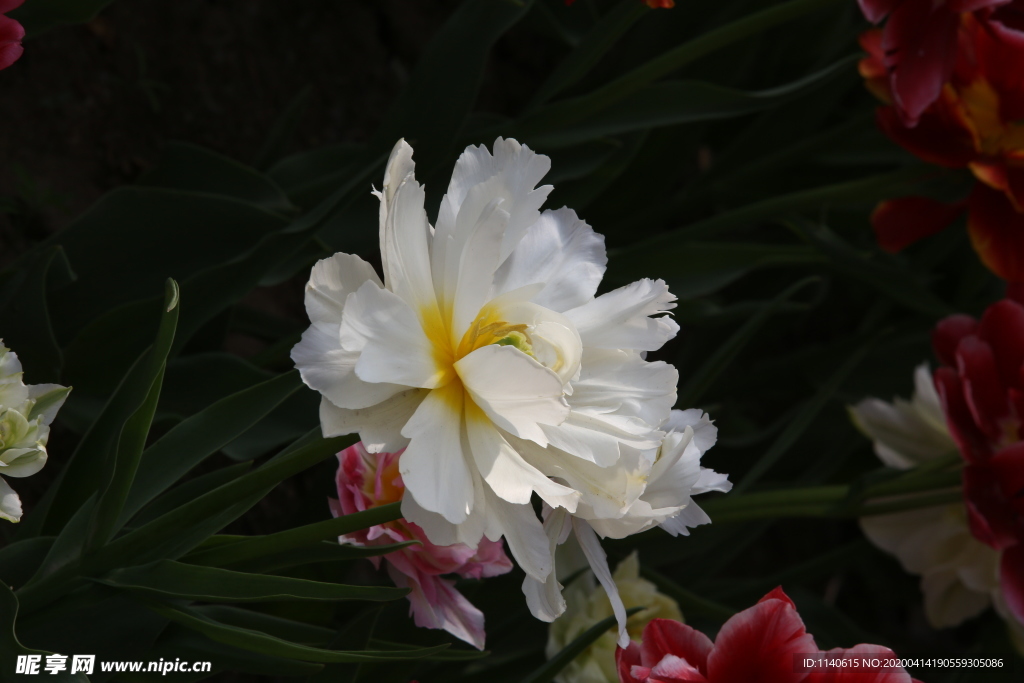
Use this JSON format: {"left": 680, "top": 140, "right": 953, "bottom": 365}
{"left": 524, "top": 409, "right": 728, "bottom": 646}
{"left": 850, "top": 363, "right": 1019, "bottom": 633}
{"left": 291, "top": 138, "right": 717, "bottom": 644}
{"left": 0, "top": 342, "right": 70, "bottom": 523}
{"left": 546, "top": 552, "right": 682, "bottom": 683}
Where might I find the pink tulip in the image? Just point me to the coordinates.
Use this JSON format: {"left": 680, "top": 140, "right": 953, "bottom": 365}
{"left": 329, "top": 442, "right": 513, "bottom": 649}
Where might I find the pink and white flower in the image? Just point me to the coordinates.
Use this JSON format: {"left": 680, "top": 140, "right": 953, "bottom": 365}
{"left": 330, "top": 442, "right": 512, "bottom": 649}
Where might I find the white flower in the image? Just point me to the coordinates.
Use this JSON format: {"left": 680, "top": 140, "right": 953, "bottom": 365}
{"left": 546, "top": 552, "right": 682, "bottom": 683}
{"left": 850, "top": 363, "right": 1015, "bottom": 631}
{"left": 291, "top": 139, "right": 680, "bottom": 607}
{"left": 523, "top": 410, "right": 728, "bottom": 646}
{"left": 0, "top": 342, "right": 70, "bottom": 523}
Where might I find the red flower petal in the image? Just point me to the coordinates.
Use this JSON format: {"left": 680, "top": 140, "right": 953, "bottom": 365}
{"left": 956, "top": 336, "right": 1012, "bottom": 441}
{"left": 757, "top": 586, "right": 798, "bottom": 610}
{"left": 933, "top": 315, "right": 979, "bottom": 367}
{"left": 991, "top": 443, "right": 1024, "bottom": 517}
{"left": 858, "top": 0, "right": 897, "bottom": 23}
{"left": 705, "top": 590, "right": 817, "bottom": 683}
{"left": 618, "top": 643, "right": 646, "bottom": 683}
{"left": 640, "top": 619, "right": 713, "bottom": 677}
{"left": 964, "top": 462, "right": 1021, "bottom": 549}
{"left": 1000, "top": 543, "right": 1024, "bottom": 625}
{"left": 0, "top": 0, "right": 23, "bottom": 14}
{"left": 933, "top": 366, "right": 991, "bottom": 461}
{"left": 883, "top": 0, "right": 960, "bottom": 125}
{"left": 807, "top": 645, "right": 914, "bottom": 683}
{"left": 870, "top": 196, "right": 965, "bottom": 252}
{"left": 876, "top": 105, "right": 977, "bottom": 168}
{"left": 977, "top": 299, "right": 1024, "bottom": 390}
{"left": 967, "top": 182, "right": 1024, "bottom": 282}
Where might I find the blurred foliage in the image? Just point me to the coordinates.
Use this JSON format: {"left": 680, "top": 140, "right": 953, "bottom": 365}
{"left": 1, "top": 0, "right": 1021, "bottom": 681}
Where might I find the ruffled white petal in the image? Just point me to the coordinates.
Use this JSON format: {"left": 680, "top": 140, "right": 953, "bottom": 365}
{"left": 492, "top": 208, "right": 606, "bottom": 313}
{"left": 571, "top": 349, "right": 678, "bottom": 427}
{"left": 0, "top": 477, "right": 22, "bottom": 523}
{"left": 565, "top": 278, "right": 678, "bottom": 351}
{"left": 304, "top": 252, "right": 382, "bottom": 327}
{"left": 343, "top": 282, "right": 447, "bottom": 389}
{"left": 465, "top": 409, "right": 579, "bottom": 510}
{"left": 523, "top": 507, "right": 570, "bottom": 621}
{"left": 319, "top": 390, "right": 425, "bottom": 452}
{"left": 399, "top": 384, "right": 473, "bottom": 524}
{"left": 292, "top": 322, "right": 405, "bottom": 410}
{"left": 573, "top": 518, "right": 629, "bottom": 648}
{"left": 456, "top": 345, "right": 569, "bottom": 446}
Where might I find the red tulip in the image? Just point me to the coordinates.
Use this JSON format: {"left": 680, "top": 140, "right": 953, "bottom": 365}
{"left": 616, "top": 588, "right": 923, "bottom": 683}
{"left": 931, "top": 299, "right": 1024, "bottom": 623}
{"left": 856, "top": 0, "right": 1024, "bottom": 126}
{"left": 0, "top": 0, "right": 24, "bottom": 71}
{"left": 861, "top": 12, "right": 1024, "bottom": 281}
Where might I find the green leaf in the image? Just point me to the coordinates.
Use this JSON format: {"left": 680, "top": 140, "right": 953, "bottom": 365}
{"left": 529, "top": 0, "right": 648, "bottom": 107}
{"left": 253, "top": 86, "right": 314, "bottom": 172}
{"left": 0, "top": 584, "right": 89, "bottom": 682}
{"left": 8, "top": 0, "right": 114, "bottom": 37}
{"left": 89, "top": 280, "right": 180, "bottom": 548}
{"left": 734, "top": 334, "right": 880, "bottom": 494}
{"left": 49, "top": 187, "right": 287, "bottom": 340}
{"left": 0, "top": 245, "right": 75, "bottom": 382}
{"left": 138, "top": 142, "right": 295, "bottom": 215}
{"left": 94, "top": 433, "right": 355, "bottom": 570}
{"left": 120, "top": 369, "right": 302, "bottom": 525}
{"left": 521, "top": 607, "right": 644, "bottom": 683}
{"left": 129, "top": 463, "right": 252, "bottom": 527}
{"left": 147, "top": 602, "right": 450, "bottom": 663}
{"left": 613, "top": 167, "right": 930, "bottom": 256}
{"left": 609, "top": 242, "right": 826, "bottom": 292}
{"left": 0, "top": 537, "right": 54, "bottom": 589}
{"left": 267, "top": 143, "right": 363, "bottom": 207}
{"left": 211, "top": 540, "right": 419, "bottom": 575}
{"left": 793, "top": 221, "right": 953, "bottom": 317}
{"left": 371, "top": 0, "right": 537, "bottom": 173}
{"left": 95, "top": 560, "right": 409, "bottom": 603}
{"left": 182, "top": 502, "right": 403, "bottom": 567}
{"left": 519, "top": 57, "right": 856, "bottom": 148}
{"left": 677, "top": 277, "right": 822, "bottom": 406}
{"left": 144, "top": 628, "right": 324, "bottom": 678}
{"left": 511, "top": 0, "right": 844, "bottom": 134}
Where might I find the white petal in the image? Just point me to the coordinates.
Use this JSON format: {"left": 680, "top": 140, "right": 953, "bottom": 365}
{"left": 664, "top": 409, "right": 718, "bottom": 453}
{"left": 342, "top": 282, "right": 448, "bottom": 389}
{"left": 380, "top": 174, "right": 439, "bottom": 313}
{"left": 402, "top": 487, "right": 486, "bottom": 549}
{"left": 565, "top": 278, "right": 679, "bottom": 351}
{"left": 659, "top": 502, "right": 713, "bottom": 537}
{"left": 455, "top": 345, "right": 569, "bottom": 445}
{"left": 292, "top": 322, "right": 405, "bottom": 410}
{"left": 492, "top": 208, "right": 606, "bottom": 312}
{"left": 921, "top": 568, "right": 992, "bottom": 627}
{"left": 399, "top": 384, "right": 474, "bottom": 524}
{"left": 541, "top": 408, "right": 661, "bottom": 467}
{"left": 438, "top": 138, "right": 552, "bottom": 264}
{"left": 464, "top": 409, "right": 579, "bottom": 510}
{"left": 304, "top": 252, "right": 382, "bottom": 326}
{"left": 848, "top": 396, "right": 955, "bottom": 469}
{"left": 573, "top": 518, "right": 629, "bottom": 648}
{"left": 376, "top": 139, "right": 417, "bottom": 289}
{"left": 0, "top": 449, "right": 46, "bottom": 478}
{"left": 0, "top": 477, "right": 22, "bottom": 522}
{"left": 516, "top": 435, "right": 649, "bottom": 521}
{"left": 572, "top": 349, "right": 678, "bottom": 427}
{"left": 482, "top": 483, "right": 552, "bottom": 582}
{"left": 523, "top": 508, "right": 570, "bottom": 621}
{"left": 318, "top": 390, "right": 426, "bottom": 452}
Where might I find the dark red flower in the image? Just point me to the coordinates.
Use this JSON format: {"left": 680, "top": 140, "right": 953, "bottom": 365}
{"left": 862, "top": 12, "right": 1024, "bottom": 281}
{"left": 0, "top": 0, "right": 24, "bottom": 71}
{"left": 565, "top": 0, "right": 674, "bottom": 7}
{"left": 616, "top": 588, "right": 922, "bottom": 683}
{"left": 932, "top": 299, "right": 1024, "bottom": 623}
{"left": 857, "top": 0, "right": 1024, "bottom": 125}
